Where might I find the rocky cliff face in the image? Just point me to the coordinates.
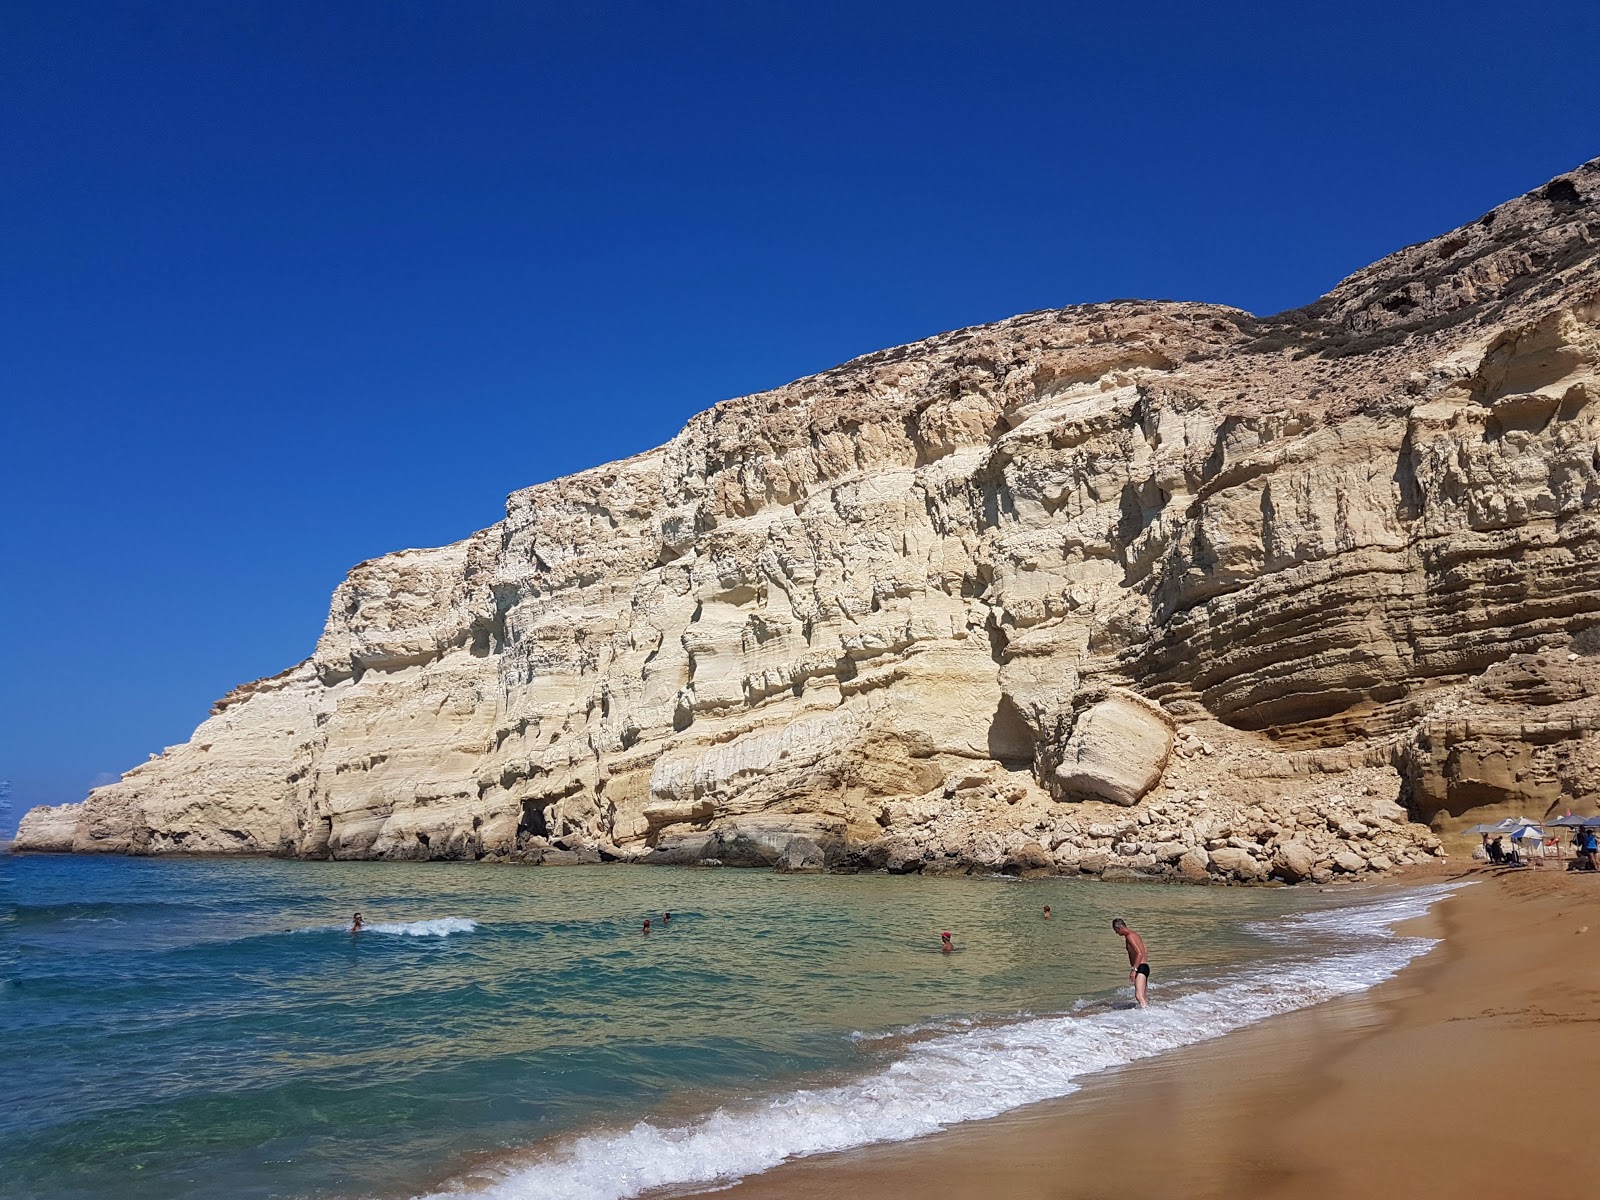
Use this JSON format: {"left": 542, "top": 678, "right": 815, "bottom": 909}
{"left": 19, "top": 160, "right": 1600, "bottom": 883}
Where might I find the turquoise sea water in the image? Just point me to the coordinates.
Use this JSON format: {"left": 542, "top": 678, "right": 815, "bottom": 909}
{"left": 0, "top": 854, "right": 1448, "bottom": 1200}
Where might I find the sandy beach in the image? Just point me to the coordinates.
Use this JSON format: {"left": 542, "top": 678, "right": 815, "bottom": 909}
{"left": 714, "top": 865, "right": 1599, "bottom": 1200}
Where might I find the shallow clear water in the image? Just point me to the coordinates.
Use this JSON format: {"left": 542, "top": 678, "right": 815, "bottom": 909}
{"left": 0, "top": 854, "right": 1447, "bottom": 1200}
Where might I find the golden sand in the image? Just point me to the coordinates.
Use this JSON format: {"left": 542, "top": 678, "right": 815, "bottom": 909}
{"left": 711, "top": 866, "right": 1598, "bottom": 1200}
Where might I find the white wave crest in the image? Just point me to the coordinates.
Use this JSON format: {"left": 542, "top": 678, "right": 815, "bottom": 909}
{"left": 418, "top": 885, "right": 1454, "bottom": 1200}
{"left": 1252, "top": 881, "right": 1466, "bottom": 943}
{"left": 296, "top": 917, "right": 478, "bottom": 937}
{"left": 366, "top": 918, "right": 478, "bottom": 937}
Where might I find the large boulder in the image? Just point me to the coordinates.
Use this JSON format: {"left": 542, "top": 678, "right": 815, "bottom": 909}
{"left": 1053, "top": 691, "right": 1175, "bottom": 807}
{"left": 1175, "top": 848, "right": 1211, "bottom": 882}
{"left": 539, "top": 846, "right": 602, "bottom": 866}
{"left": 1004, "top": 841, "right": 1054, "bottom": 875}
{"left": 1333, "top": 850, "right": 1367, "bottom": 874}
{"left": 640, "top": 828, "right": 712, "bottom": 865}
{"left": 1208, "top": 846, "right": 1266, "bottom": 881}
{"left": 881, "top": 838, "right": 927, "bottom": 874}
{"left": 1272, "top": 839, "right": 1318, "bottom": 884}
{"left": 773, "top": 836, "right": 826, "bottom": 873}
{"left": 1076, "top": 849, "right": 1111, "bottom": 875}
{"left": 651, "top": 816, "right": 846, "bottom": 868}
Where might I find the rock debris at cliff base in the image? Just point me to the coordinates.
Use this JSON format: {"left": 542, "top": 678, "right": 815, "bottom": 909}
{"left": 18, "top": 158, "right": 1600, "bottom": 884}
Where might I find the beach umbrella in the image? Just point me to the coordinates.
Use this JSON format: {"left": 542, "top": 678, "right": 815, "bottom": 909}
{"left": 1464, "top": 823, "right": 1499, "bottom": 835}
{"left": 1511, "top": 825, "right": 1544, "bottom": 842}
{"left": 1584, "top": 815, "right": 1600, "bottom": 829}
{"left": 1492, "top": 817, "right": 1541, "bottom": 832}
{"left": 1549, "top": 814, "right": 1592, "bottom": 827}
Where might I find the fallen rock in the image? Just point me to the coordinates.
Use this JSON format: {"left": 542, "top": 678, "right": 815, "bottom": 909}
{"left": 1005, "top": 841, "right": 1053, "bottom": 874}
{"left": 1208, "top": 846, "right": 1266, "bottom": 881}
{"left": 705, "top": 817, "right": 846, "bottom": 867}
{"left": 1333, "top": 850, "right": 1367, "bottom": 874}
{"left": 1175, "top": 848, "right": 1211, "bottom": 882}
{"left": 1077, "top": 850, "right": 1111, "bottom": 876}
{"left": 884, "top": 839, "right": 926, "bottom": 874}
{"left": 1272, "top": 840, "right": 1318, "bottom": 884}
{"left": 773, "top": 836, "right": 826, "bottom": 873}
{"left": 1053, "top": 691, "right": 1175, "bottom": 807}
{"left": 540, "top": 847, "right": 601, "bottom": 866}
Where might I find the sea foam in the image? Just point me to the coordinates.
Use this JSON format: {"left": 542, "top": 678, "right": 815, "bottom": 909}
{"left": 296, "top": 917, "right": 478, "bottom": 937}
{"left": 418, "top": 884, "right": 1456, "bottom": 1200}
{"left": 366, "top": 917, "right": 479, "bottom": 937}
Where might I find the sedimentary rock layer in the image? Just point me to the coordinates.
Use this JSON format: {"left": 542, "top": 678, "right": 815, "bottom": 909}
{"left": 18, "top": 159, "right": 1600, "bottom": 882}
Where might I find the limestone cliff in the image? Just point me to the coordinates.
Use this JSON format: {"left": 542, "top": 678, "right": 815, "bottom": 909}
{"left": 18, "top": 159, "right": 1600, "bottom": 883}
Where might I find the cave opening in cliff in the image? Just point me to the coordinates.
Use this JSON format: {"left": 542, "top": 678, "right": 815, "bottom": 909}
{"left": 987, "top": 695, "right": 1035, "bottom": 766}
{"left": 518, "top": 799, "right": 549, "bottom": 841}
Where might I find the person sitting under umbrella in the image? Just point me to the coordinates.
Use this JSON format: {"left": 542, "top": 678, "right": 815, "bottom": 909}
{"left": 1511, "top": 824, "right": 1545, "bottom": 866}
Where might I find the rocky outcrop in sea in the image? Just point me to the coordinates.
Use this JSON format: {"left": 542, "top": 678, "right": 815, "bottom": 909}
{"left": 18, "top": 159, "right": 1600, "bottom": 883}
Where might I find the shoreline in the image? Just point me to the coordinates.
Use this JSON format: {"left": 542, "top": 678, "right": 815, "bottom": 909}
{"left": 397, "top": 867, "right": 1459, "bottom": 1200}
{"left": 3, "top": 844, "right": 1461, "bottom": 888}
{"left": 701, "top": 864, "right": 1597, "bottom": 1200}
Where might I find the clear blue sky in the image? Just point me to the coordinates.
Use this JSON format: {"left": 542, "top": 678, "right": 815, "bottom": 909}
{"left": 2, "top": 2, "right": 1597, "bottom": 832}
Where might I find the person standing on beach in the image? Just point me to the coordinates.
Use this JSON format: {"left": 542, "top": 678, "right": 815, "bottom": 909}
{"left": 1112, "top": 919, "right": 1149, "bottom": 1007}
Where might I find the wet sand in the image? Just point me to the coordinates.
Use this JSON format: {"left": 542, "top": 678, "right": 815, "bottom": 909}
{"left": 712, "top": 865, "right": 1599, "bottom": 1200}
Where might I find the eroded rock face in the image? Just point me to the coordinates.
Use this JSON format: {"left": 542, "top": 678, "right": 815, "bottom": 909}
{"left": 17, "top": 159, "right": 1600, "bottom": 881}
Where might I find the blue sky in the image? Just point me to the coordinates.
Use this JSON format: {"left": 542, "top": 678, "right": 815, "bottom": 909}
{"left": 2, "top": 1, "right": 1597, "bottom": 831}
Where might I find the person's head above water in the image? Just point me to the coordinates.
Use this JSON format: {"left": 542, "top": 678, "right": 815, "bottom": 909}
{"left": 1112, "top": 918, "right": 1128, "bottom": 933}
{"left": 1043, "top": 906, "right": 1051, "bottom": 917}
{"left": 642, "top": 918, "right": 651, "bottom": 931}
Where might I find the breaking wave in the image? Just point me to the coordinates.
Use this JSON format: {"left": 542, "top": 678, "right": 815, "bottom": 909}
{"left": 294, "top": 917, "right": 479, "bottom": 938}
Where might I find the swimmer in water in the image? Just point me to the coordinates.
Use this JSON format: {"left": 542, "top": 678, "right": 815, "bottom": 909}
{"left": 940, "top": 931, "right": 953, "bottom": 954}
{"left": 642, "top": 918, "right": 651, "bottom": 934}
{"left": 1043, "top": 905, "right": 1051, "bottom": 919}
{"left": 663, "top": 912, "right": 671, "bottom": 925}
{"left": 350, "top": 912, "right": 364, "bottom": 933}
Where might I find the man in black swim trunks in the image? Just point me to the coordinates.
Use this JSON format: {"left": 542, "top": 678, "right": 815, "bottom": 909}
{"left": 1112, "top": 919, "right": 1149, "bottom": 1008}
